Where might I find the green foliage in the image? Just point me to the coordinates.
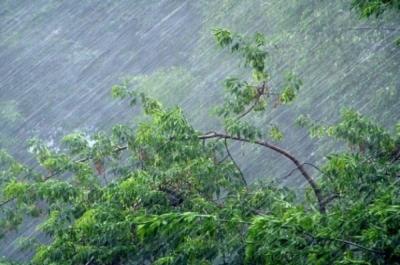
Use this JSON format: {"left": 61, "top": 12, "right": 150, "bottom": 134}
{"left": 352, "top": 0, "right": 400, "bottom": 18}
{"left": 279, "top": 73, "right": 303, "bottom": 105}
{"left": 396, "top": 37, "right": 400, "bottom": 46}
{"left": 224, "top": 118, "right": 261, "bottom": 140}
{"left": 212, "top": 28, "right": 301, "bottom": 147}
{"left": 195, "top": 0, "right": 399, "bottom": 147}
{"left": 112, "top": 67, "right": 196, "bottom": 108}
{"left": 298, "top": 108, "right": 398, "bottom": 158}
{"left": 111, "top": 78, "right": 139, "bottom": 106}
{"left": 213, "top": 28, "right": 233, "bottom": 48}
{"left": 0, "top": 29, "right": 400, "bottom": 265}
{"left": 0, "top": 101, "right": 21, "bottom": 123}
{"left": 62, "top": 132, "right": 90, "bottom": 156}
{"left": 0, "top": 101, "right": 22, "bottom": 150}
{"left": 351, "top": 0, "right": 400, "bottom": 47}
{"left": 269, "top": 125, "right": 284, "bottom": 141}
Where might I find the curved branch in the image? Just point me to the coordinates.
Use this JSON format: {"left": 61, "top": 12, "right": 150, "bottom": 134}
{"left": 235, "top": 82, "right": 266, "bottom": 121}
{"left": 199, "top": 132, "right": 326, "bottom": 213}
{"left": 1, "top": 135, "right": 326, "bottom": 214}
{"left": 235, "top": 99, "right": 259, "bottom": 120}
{"left": 282, "top": 165, "right": 303, "bottom": 180}
{"left": 303, "top": 162, "right": 323, "bottom": 174}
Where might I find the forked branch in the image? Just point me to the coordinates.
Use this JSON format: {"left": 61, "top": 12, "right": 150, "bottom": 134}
{"left": 199, "top": 132, "right": 326, "bottom": 213}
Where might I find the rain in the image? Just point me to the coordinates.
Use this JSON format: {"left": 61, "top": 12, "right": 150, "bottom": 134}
{"left": 0, "top": 0, "right": 399, "bottom": 262}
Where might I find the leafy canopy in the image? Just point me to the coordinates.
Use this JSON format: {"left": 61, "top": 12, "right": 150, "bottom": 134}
{"left": 0, "top": 29, "right": 399, "bottom": 265}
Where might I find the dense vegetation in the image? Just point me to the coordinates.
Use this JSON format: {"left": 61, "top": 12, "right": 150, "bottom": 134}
{"left": 0, "top": 26, "right": 399, "bottom": 264}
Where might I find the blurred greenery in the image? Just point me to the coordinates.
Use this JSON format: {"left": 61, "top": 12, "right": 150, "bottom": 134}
{"left": 0, "top": 101, "right": 22, "bottom": 150}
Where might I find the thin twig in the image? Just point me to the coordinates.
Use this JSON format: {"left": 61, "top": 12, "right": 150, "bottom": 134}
{"left": 282, "top": 162, "right": 323, "bottom": 182}
{"left": 303, "top": 162, "right": 323, "bottom": 174}
{"left": 217, "top": 154, "right": 229, "bottom": 164}
{"left": 224, "top": 139, "right": 247, "bottom": 186}
{"left": 199, "top": 132, "right": 325, "bottom": 214}
{"left": 85, "top": 256, "right": 94, "bottom": 265}
{"left": 305, "top": 231, "right": 385, "bottom": 255}
{"left": 346, "top": 27, "right": 398, "bottom": 31}
{"left": 282, "top": 166, "right": 302, "bottom": 180}
{"left": 321, "top": 193, "right": 340, "bottom": 206}
{"left": 235, "top": 82, "right": 266, "bottom": 121}
{"left": 235, "top": 100, "right": 259, "bottom": 120}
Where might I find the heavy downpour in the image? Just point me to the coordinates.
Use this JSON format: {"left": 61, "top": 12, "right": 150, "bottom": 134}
{"left": 0, "top": 1, "right": 399, "bottom": 264}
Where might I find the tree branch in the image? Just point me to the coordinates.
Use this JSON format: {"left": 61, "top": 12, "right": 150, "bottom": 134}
{"left": 224, "top": 139, "right": 247, "bottom": 186}
{"left": 321, "top": 193, "right": 340, "bottom": 206}
{"left": 304, "top": 231, "right": 385, "bottom": 255}
{"left": 199, "top": 132, "right": 326, "bottom": 213}
{"left": 282, "top": 162, "right": 322, "bottom": 180}
{"left": 303, "top": 162, "right": 323, "bottom": 174}
{"left": 235, "top": 82, "right": 266, "bottom": 121}
{"left": 346, "top": 27, "right": 398, "bottom": 31}
{"left": 1, "top": 135, "right": 327, "bottom": 214}
{"left": 235, "top": 99, "right": 259, "bottom": 120}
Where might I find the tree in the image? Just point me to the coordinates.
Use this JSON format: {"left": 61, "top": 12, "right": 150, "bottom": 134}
{"left": 352, "top": 0, "right": 400, "bottom": 46}
{"left": 352, "top": 0, "right": 400, "bottom": 18}
{"left": 0, "top": 29, "right": 399, "bottom": 265}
